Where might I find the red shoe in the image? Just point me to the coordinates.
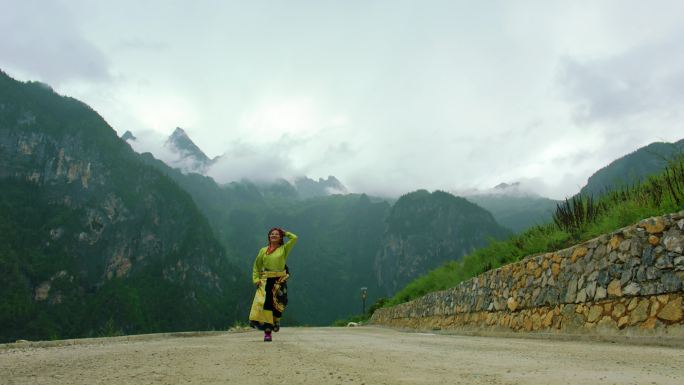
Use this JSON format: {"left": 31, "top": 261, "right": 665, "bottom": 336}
{"left": 264, "top": 332, "right": 272, "bottom": 342}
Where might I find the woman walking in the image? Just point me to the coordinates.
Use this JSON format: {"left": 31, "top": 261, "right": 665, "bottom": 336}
{"left": 249, "top": 227, "right": 298, "bottom": 341}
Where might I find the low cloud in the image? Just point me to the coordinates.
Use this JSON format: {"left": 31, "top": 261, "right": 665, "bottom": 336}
{"left": 0, "top": 0, "right": 111, "bottom": 84}
{"left": 126, "top": 130, "right": 178, "bottom": 163}
{"left": 559, "top": 35, "right": 684, "bottom": 125}
{"left": 207, "top": 141, "right": 297, "bottom": 184}
{"left": 125, "top": 128, "right": 355, "bottom": 186}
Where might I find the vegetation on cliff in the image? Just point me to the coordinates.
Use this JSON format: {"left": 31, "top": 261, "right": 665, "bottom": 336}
{"left": 579, "top": 139, "right": 684, "bottom": 198}
{"left": 375, "top": 190, "right": 510, "bottom": 296}
{"left": 0, "top": 71, "right": 245, "bottom": 343}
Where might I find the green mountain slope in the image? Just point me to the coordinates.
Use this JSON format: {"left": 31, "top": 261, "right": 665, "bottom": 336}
{"left": 136, "top": 153, "right": 392, "bottom": 325}
{"left": 0, "top": 71, "right": 246, "bottom": 343}
{"left": 580, "top": 139, "right": 684, "bottom": 197}
{"left": 375, "top": 190, "right": 510, "bottom": 296}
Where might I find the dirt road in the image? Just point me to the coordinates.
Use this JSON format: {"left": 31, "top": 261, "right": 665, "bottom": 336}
{"left": 1, "top": 326, "right": 683, "bottom": 385}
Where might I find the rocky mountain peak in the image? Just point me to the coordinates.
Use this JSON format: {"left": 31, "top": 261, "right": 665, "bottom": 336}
{"left": 163, "top": 127, "right": 213, "bottom": 174}
{"left": 172, "top": 127, "right": 185, "bottom": 134}
{"left": 294, "top": 175, "right": 349, "bottom": 199}
{"left": 121, "top": 130, "right": 136, "bottom": 141}
{"left": 165, "top": 127, "right": 209, "bottom": 160}
{"left": 494, "top": 182, "right": 519, "bottom": 191}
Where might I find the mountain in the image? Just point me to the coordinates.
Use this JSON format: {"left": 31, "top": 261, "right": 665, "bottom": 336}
{"left": 137, "top": 153, "right": 390, "bottom": 324}
{"left": 163, "top": 127, "right": 215, "bottom": 174}
{"left": 467, "top": 194, "right": 558, "bottom": 233}
{"left": 135, "top": 154, "right": 517, "bottom": 323}
{"left": 0, "top": 70, "right": 246, "bottom": 343}
{"left": 253, "top": 176, "right": 348, "bottom": 201}
{"left": 121, "top": 130, "right": 136, "bottom": 141}
{"left": 374, "top": 190, "right": 510, "bottom": 295}
{"left": 122, "top": 127, "right": 216, "bottom": 174}
{"left": 579, "top": 139, "right": 684, "bottom": 197}
{"left": 123, "top": 129, "right": 348, "bottom": 201}
{"left": 294, "top": 176, "right": 348, "bottom": 198}
{"left": 464, "top": 183, "right": 559, "bottom": 233}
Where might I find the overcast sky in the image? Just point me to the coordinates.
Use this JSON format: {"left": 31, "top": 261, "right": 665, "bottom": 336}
{"left": 2, "top": 0, "right": 683, "bottom": 199}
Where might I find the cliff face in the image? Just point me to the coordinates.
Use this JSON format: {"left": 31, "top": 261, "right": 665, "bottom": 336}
{"left": 0, "top": 71, "right": 244, "bottom": 342}
{"left": 374, "top": 190, "right": 510, "bottom": 296}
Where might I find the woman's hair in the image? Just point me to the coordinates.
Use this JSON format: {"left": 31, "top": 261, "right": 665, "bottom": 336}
{"left": 267, "top": 227, "right": 285, "bottom": 246}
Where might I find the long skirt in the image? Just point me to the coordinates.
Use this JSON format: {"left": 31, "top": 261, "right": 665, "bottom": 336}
{"left": 249, "top": 272, "right": 289, "bottom": 330}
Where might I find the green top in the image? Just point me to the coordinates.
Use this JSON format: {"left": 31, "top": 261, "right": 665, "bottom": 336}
{"left": 252, "top": 231, "right": 298, "bottom": 284}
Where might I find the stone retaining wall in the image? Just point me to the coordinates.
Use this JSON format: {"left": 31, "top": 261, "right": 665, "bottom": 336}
{"left": 371, "top": 211, "right": 684, "bottom": 338}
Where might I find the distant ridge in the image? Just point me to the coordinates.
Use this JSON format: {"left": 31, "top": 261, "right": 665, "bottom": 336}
{"left": 121, "top": 130, "right": 136, "bottom": 141}
{"left": 294, "top": 175, "right": 348, "bottom": 198}
{"left": 460, "top": 183, "right": 559, "bottom": 233}
{"left": 579, "top": 138, "right": 684, "bottom": 197}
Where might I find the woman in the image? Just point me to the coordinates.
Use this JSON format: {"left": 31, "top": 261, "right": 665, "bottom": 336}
{"left": 249, "top": 227, "right": 298, "bottom": 342}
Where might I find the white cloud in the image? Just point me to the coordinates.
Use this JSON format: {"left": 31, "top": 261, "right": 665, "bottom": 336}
{"left": 237, "top": 97, "right": 322, "bottom": 139}
{"left": 4, "top": 0, "right": 684, "bottom": 200}
{"left": 559, "top": 36, "right": 684, "bottom": 124}
{"left": 125, "top": 130, "right": 175, "bottom": 162}
{"left": 207, "top": 140, "right": 296, "bottom": 184}
{"left": 0, "top": 0, "right": 111, "bottom": 84}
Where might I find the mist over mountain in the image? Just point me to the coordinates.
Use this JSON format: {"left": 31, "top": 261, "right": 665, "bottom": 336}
{"left": 294, "top": 175, "right": 348, "bottom": 198}
{"left": 123, "top": 127, "right": 215, "bottom": 175}
{"left": 579, "top": 138, "right": 684, "bottom": 198}
{"left": 164, "top": 127, "right": 216, "bottom": 173}
{"left": 460, "top": 182, "right": 559, "bottom": 233}
{"left": 123, "top": 129, "right": 348, "bottom": 201}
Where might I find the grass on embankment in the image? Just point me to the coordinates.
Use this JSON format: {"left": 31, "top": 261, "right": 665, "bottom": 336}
{"left": 384, "top": 154, "right": 684, "bottom": 308}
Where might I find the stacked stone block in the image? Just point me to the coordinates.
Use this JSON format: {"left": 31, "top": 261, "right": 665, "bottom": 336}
{"left": 371, "top": 211, "right": 684, "bottom": 336}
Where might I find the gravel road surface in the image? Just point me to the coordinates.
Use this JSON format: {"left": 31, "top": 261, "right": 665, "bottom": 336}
{"left": 1, "top": 326, "right": 683, "bottom": 385}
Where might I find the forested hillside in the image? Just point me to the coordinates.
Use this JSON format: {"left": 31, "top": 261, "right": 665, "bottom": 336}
{"left": 375, "top": 190, "right": 510, "bottom": 295}
{"left": 0, "top": 71, "right": 246, "bottom": 343}
{"left": 580, "top": 139, "right": 684, "bottom": 197}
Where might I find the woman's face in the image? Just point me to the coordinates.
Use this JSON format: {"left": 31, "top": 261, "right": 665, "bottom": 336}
{"left": 269, "top": 230, "right": 282, "bottom": 243}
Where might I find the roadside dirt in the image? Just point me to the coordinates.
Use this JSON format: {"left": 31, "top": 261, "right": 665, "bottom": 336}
{"left": 1, "top": 326, "right": 683, "bottom": 385}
